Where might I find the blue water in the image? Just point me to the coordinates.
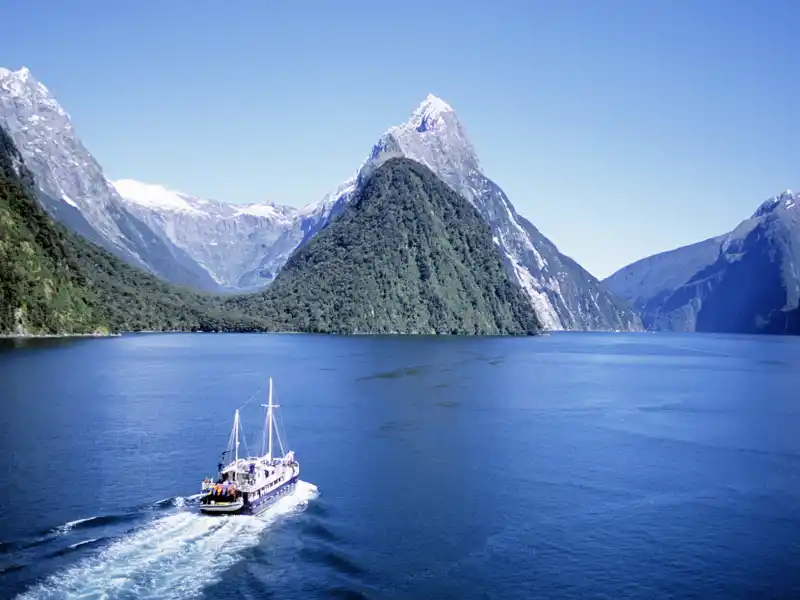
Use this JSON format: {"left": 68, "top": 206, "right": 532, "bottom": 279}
{"left": 0, "top": 332, "right": 798, "bottom": 599}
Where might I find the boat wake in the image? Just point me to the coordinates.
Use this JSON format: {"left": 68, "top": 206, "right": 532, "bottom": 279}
{"left": 49, "top": 513, "right": 139, "bottom": 535}
{"left": 16, "top": 480, "right": 319, "bottom": 600}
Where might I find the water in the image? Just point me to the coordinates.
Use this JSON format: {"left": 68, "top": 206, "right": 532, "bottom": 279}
{"left": 0, "top": 332, "right": 798, "bottom": 599}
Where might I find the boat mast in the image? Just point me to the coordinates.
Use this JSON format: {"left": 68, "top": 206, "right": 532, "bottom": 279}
{"left": 260, "top": 378, "right": 280, "bottom": 460}
{"left": 267, "top": 378, "right": 274, "bottom": 460}
{"left": 234, "top": 409, "right": 240, "bottom": 464}
{"left": 261, "top": 377, "right": 272, "bottom": 456}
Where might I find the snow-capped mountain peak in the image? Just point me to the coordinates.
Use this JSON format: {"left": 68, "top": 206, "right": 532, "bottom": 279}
{"left": 107, "top": 177, "right": 301, "bottom": 288}
{"left": 15, "top": 66, "right": 32, "bottom": 82}
{"left": 0, "top": 66, "right": 28, "bottom": 81}
{"left": 298, "top": 94, "right": 642, "bottom": 331}
{"left": 408, "top": 94, "right": 454, "bottom": 132}
{"left": 377, "top": 93, "right": 481, "bottom": 180}
{"left": 1, "top": 67, "right": 642, "bottom": 329}
{"left": 0, "top": 66, "right": 50, "bottom": 100}
{"left": 0, "top": 65, "right": 138, "bottom": 241}
{"left": 112, "top": 179, "right": 208, "bottom": 216}
{"left": 752, "top": 189, "right": 798, "bottom": 218}
{"left": 112, "top": 178, "right": 297, "bottom": 226}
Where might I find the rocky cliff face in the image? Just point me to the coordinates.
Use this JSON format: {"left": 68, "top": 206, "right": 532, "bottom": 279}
{"left": 112, "top": 179, "right": 300, "bottom": 291}
{"left": 0, "top": 66, "right": 641, "bottom": 330}
{"left": 287, "top": 95, "right": 642, "bottom": 331}
{"left": 0, "top": 67, "right": 220, "bottom": 291}
{"left": 605, "top": 191, "right": 800, "bottom": 334}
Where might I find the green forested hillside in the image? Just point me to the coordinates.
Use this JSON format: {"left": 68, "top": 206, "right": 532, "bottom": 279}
{"left": 2, "top": 125, "right": 539, "bottom": 336}
{"left": 0, "top": 126, "right": 97, "bottom": 334}
{"left": 0, "top": 125, "right": 269, "bottom": 335}
{"left": 229, "top": 158, "right": 540, "bottom": 335}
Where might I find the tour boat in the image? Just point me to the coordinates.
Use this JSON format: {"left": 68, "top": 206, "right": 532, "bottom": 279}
{"left": 199, "top": 378, "right": 300, "bottom": 515}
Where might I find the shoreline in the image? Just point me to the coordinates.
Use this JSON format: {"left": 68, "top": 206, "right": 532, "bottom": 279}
{"left": 0, "top": 329, "right": 652, "bottom": 340}
{"left": 0, "top": 332, "right": 120, "bottom": 339}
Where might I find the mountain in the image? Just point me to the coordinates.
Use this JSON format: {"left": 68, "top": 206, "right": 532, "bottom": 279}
{"left": 0, "top": 119, "right": 97, "bottom": 334}
{"left": 112, "top": 179, "right": 300, "bottom": 290}
{"left": 0, "top": 66, "right": 639, "bottom": 331}
{"left": 0, "top": 66, "right": 222, "bottom": 292}
{"left": 0, "top": 122, "right": 536, "bottom": 337}
{"left": 257, "top": 94, "right": 642, "bottom": 332}
{"left": 0, "top": 123, "right": 271, "bottom": 335}
{"left": 604, "top": 191, "right": 800, "bottom": 334}
{"left": 228, "top": 158, "right": 541, "bottom": 335}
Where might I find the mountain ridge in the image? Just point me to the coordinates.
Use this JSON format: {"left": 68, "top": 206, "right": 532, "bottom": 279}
{"left": 0, "top": 66, "right": 640, "bottom": 331}
{"left": 228, "top": 157, "right": 541, "bottom": 335}
{"left": 0, "top": 121, "right": 541, "bottom": 337}
{"left": 0, "top": 66, "right": 222, "bottom": 291}
{"left": 245, "top": 93, "right": 642, "bottom": 331}
{"left": 604, "top": 190, "right": 800, "bottom": 334}
{"left": 0, "top": 122, "right": 275, "bottom": 335}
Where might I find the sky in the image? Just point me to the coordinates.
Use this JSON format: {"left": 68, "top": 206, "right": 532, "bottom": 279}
{"left": 3, "top": 0, "right": 800, "bottom": 278}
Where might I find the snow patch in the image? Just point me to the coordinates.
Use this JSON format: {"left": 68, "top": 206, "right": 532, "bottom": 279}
{"left": 509, "top": 256, "right": 563, "bottom": 330}
{"left": 234, "top": 204, "right": 291, "bottom": 223}
{"left": 406, "top": 94, "right": 454, "bottom": 132}
{"left": 0, "top": 66, "right": 36, "bottom": 97}
{"left": 9, "top": 151, "right": 24, "bottom": 178}
{"left": 195, "top": 261, "right": 225, "bottom": 285}
{"left": 411, "top": 94, "right": 453, "bottom": 121}
{"left": 61, "top": 194, "right": 78, "bottom": 208}
{"left": 112, "top": 179, "right": 206, "bottom": 216}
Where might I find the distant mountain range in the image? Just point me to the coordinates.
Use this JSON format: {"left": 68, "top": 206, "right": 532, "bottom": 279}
{"left": 0, "top": 67, "right": 224, "bottom": 292}
{"left": 605, "top": 191, "right": 800, "bottom": 335}
{"left": 0, "top": 123, "right": 274, "bottom": 335}
{"left": 0, "top": 66, "right": 641, "bottom": 332}
{"left": 111, "top": 179, "right": 300, "bottom": 291}
{"left": 3, "top": 64, "right": 797, "bottom": 337}
{"left": 0, "top": 123, "right": 537, "bottom": 336}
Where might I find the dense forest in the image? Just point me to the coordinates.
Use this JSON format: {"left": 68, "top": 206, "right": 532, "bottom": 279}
{"left": 230, "top": 158, "right": 541, "bottom": 335}
{"left": 1, "top": 125, "right": 540, "bottom": 336}
{"left": 0, "top": 124, "right": 270, "bottom": 335}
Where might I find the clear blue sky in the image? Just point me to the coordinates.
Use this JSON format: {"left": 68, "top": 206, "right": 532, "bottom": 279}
{"left": 3, "top": 0, "right": 799, "bottom": 278}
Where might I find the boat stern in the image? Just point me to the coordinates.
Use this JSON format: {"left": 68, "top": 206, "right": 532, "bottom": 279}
{"left": 198, "top": 499, "right": 245, "bottom": 514}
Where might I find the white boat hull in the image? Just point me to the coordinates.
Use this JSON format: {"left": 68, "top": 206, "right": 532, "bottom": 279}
{"left": 198, "top": 499, "right": 245, "bottom": 514}
{"left": 199, "top": 471, "right": 299, "bottom": 516}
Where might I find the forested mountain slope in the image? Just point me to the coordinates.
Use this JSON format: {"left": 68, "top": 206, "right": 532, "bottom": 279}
{"left": 229, "top": 158, "right": 541, "bottom": 335}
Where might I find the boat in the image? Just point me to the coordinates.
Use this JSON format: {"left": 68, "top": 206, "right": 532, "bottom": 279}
{"left": 199, "top": 378, "right": 300, "bottom": 515}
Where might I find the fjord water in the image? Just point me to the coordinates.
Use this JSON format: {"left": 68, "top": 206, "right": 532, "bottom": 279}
{"left": 0, "top": 333, "right": 798, "bottom": 599}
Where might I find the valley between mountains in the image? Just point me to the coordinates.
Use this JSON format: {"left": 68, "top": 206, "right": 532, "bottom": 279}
{"left": 1, "top": 66, "right": 798, "bottom": 336}
{"left": 0, "top": 67, "right": 639, "bottom": 335}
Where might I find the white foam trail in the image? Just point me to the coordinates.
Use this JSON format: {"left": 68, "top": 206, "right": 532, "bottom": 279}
{"left": 67, "top": 538, "right": 100, "bottom": 550}
{"left": 55, "top": 517, "right": 95, "bottom": 534}
{"left": 18, "top": 481, "right": 319, "bottom": 600}
{"left": 174, "top": 492, "right": 206, "bottom": 508}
